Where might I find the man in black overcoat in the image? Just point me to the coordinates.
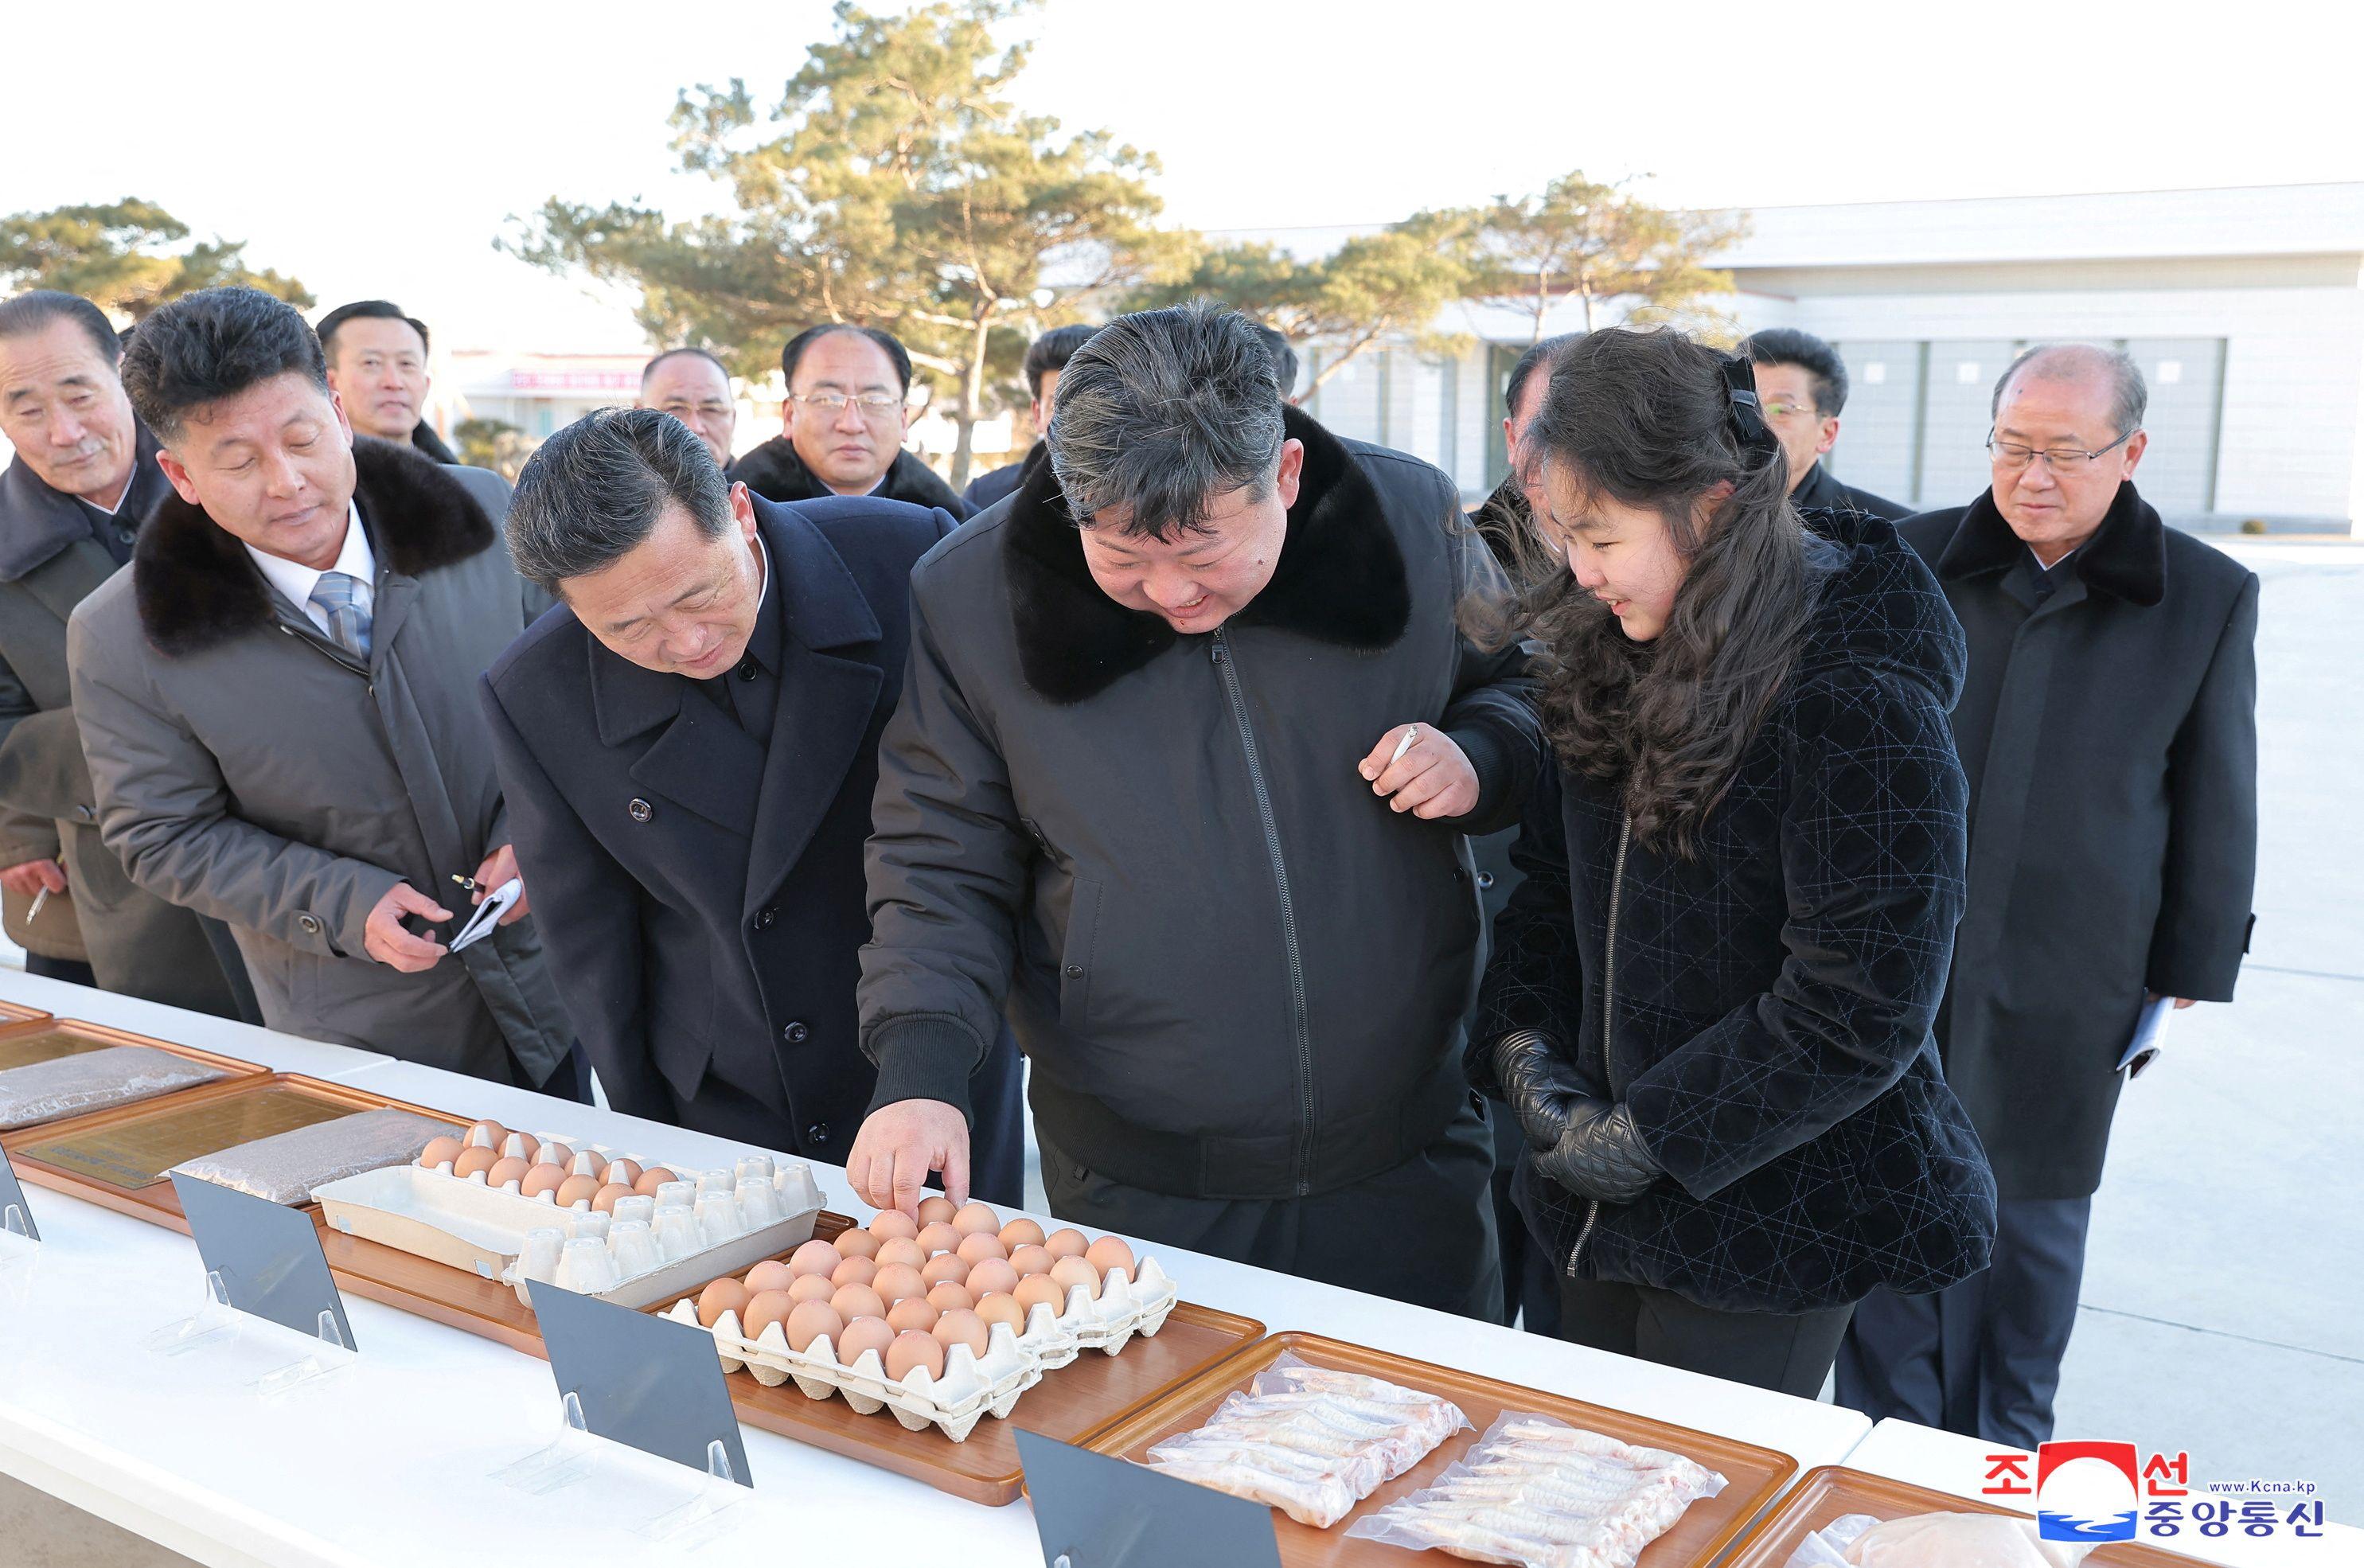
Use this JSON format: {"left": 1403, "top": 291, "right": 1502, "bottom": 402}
{"left": 1742, "top": 328, "right": 1911, "bottom": 521}
{"left": 1838, "top": 344, "right": 2258, "bottom": 1446}
{"left": 481, "top": 408, "right": 1024, "bottom": 1200}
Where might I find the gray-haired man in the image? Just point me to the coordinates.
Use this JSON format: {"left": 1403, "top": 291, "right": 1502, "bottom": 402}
{"left": 848, "top": 303, "right": 1541, "bottom": 1316}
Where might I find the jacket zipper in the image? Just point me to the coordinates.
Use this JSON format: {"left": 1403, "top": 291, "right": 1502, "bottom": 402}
{"left": 1211, "top": 630, "right": 1317, "bottom": 1196}
{"left": 1567, "top": 813, "right": 1633, "bottom": 1280}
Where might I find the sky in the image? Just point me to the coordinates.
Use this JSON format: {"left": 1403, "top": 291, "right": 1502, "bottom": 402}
{"left": 8, "top": 0, "right": 2358, "bottom": 354}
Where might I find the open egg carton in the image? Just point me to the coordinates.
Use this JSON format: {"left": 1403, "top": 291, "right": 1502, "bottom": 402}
{"left": 659, "top": 1200, "right": 1182, "bottom": 1441}
{"left": 314, "top": 1115, "right": 823, "bottom": 1311}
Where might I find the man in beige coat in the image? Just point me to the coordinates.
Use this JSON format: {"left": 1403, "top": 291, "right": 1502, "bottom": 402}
{"left": 68, "top": 287, "right": 572, "bottom": 1086}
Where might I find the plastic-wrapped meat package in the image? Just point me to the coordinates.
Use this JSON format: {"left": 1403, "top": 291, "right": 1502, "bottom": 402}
{"left": 171, "top": 1108, "right": 453, "bottom": 1205}
{"left": 0, "top": 1045, "right": 226, "bottom": 1129}
{"left": 1345, "top": 1411, "right": 1726, "bottom": 1567}
{"left": 1828, "top": 1512, "right": 2096, "bottom": 1568}
{"left": 1141, "top": 1353, "right": 1470, "bottom": 1527}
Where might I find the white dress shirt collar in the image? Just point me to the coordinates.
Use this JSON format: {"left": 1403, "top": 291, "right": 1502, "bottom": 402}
{"left": 244, "top": 500, "right": 376, "bottom": 638}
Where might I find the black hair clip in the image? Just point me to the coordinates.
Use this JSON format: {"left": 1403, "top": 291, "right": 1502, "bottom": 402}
{"left": 1720, "top": 351, "right": 1785, "bottom": 469}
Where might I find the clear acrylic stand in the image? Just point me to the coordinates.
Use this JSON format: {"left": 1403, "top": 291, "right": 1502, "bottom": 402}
{"left": 0, "top": 1207, "right": 36, "bottom": 1297}
{"left": 490, "top": 1393, "right": 747, "bottom": 1547}
{"left": 142, "top": 1270, "right": 355, "bottom": 1395}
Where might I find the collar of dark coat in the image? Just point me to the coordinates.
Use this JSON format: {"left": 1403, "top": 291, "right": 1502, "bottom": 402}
{"left": 0, "top": 425, "right": 165, "bottom": 583}
{"left": 730, "top": 436, "right": 965, "bottom": 515}
{"left": 1005, "top": 404, "right": 1410, "bottom": 704}
{"left": 1937, "top": 481, "right": 2166, "bottom": 607}
{"left": 131, "top": 436, "right": 494, "bottom": 657}
{"left": 590, "top": 494, "right": 884, "bottom": 744}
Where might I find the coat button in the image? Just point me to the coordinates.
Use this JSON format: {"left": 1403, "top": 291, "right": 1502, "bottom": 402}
{"left": 805, "top": 1122, "right": 829, "bottom": 1145}
{"left": 627, "top": 798, "right": 653, "bottom": 823}
{"left": 753, "top": 907, "right": 777, "bottom": 930}
{"left": 297, "top": 913, "right": 322, "bottom": 934}
{"left": 736, "top": 657, "right": 760, "bottom": 681}
{"left": 782, "top": 1020, "right": 809, "bottom": 1043}
{"left": 1063, "top": 964, "right": 1083, "bottom": 978}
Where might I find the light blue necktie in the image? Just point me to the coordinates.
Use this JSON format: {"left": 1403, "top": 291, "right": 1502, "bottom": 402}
{"left": 307, "top": 571, "right": 373, "bottom": 658}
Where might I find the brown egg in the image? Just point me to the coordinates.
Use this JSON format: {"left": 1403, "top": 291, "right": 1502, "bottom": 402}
{"left": 925, "top": 1281, "right": 974, "bottom": 1315}
{"left": 1084, "top": 1236, "right": 1136, "bottom": 1281}
{"left": 956, "top": 1231, "right": 1008, "bottom": 1266}
{"left": 832, "top": 1227, "right": 881, "bottom": 1260}
{"left": 742, "top": 1289, "right": 797, "bottom": 1343}
{"left": 535, "top": 1141, "right": 575, "bottom": 1168}
{"left": 605, "top": 1157, "right": 642, "bottom": 1190}
{"left": 1014, "top": 1274, "right": 1066, "bottom": 1317}
{"left": 488, "top": 1156, "right": 532, "bottom": 1188}
{"left": 886, "top": 1297, "right": 939, "bottom": 1334}
{"left": 591, "top": 1183, "right": 633, "bottom": 1214}
{"left": 1008, "top": 1245, "right": 1054, "bottom": 1277}
{"left": 696, "top": 1277, "right": 750, "bottom": 1328}
{"left": 566, "top": 1149, "right": 607, "bottom": 1180}
{"left": 743, "top": 1260, "right": 795, "bottom": 1295}
{"left": 520, "top": 1164, "right": 568, "bottom": 1199}
{"left": 885, "top": 1329, "right": 945, "bottom": 1383}
{"left": 1044, "top": 1227, "right": 1089, "bottom": 1260}
{"left": 868, "top": 1211, "right": 919, "bottom": 1242}
{"left": 466, "top": 1118, "right": 506, "bottom": 1149}
{"left": 975, "top": 1292, "right": 1027, "bottom": 1335}
{"left": 1049, "top": 1254, "right": 1101, "bottom": 1301}
{"left": 786, "top": 1274, "right": 836, "bottom": 1305}
{"left": 920, "top": 1253, "right": 969, "bottom": 1288}
{"left": 830, "top": 1284, "right": 886, "bottom": 1322}
{"left": 933, "top": 1308, "right": 989, "bottom": 1359}
{"left": 998, "top": 1218, "right": 1045, "bottom": 1250}
{"left": 874, "top": 1236, "right": 926, "bottom": 1270}
{"left": 453, "top": 1145, "right": 501, "bottom": 1180}
{"left": 499, "top": 1132, "right": 536, "bottom": 1159}
{"left": 965, "top": 1258, "right": 1020, "bottom": 1297}
{"left": 789, "top": 1239, "right": 841, "bottom": 1277}
{"left": 951, "top": 1201, "right": 1001, "bottom": 1237}
{"left": 419, "top": 1136, "right": 463, "bottom": 1169}
{"left": 837, "top": 1315, "right": 895, "bottom": 1367}
{"left": 556, "top": 1173, "right": 603, "bottom": 1208}
{"left": 630, "top": 1166, "right": 678, "bottom": 1196}
{"left": 915, "top": 1195, "right": 957, "bottom": 1226}
{"left": 872, "top": 1262, "right": 926, "bottom": 1306}
{"left": 784, "top": 1300, "right": 845, "bottom": 1353}
{"left": 916, "top": 1221, "right": 962, "bottom": 1257}
{"left": 829, "top": 1255, "right": 878, "bottom": 1289}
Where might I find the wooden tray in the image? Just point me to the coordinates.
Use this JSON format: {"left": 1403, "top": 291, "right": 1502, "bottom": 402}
{"left": 0, "top": 1000, "right": 51, "bottom": 1024}
{"left": 2, "top": 1071, "right": 461, "bottom": 1223}
{"left": 0, "top": 1017, "right": 265, "bottom": 1127}
{"left": 1718, "top": 1465, "right": 2213, "bottom": 1567}
{"left": 1078, "top": 1331, "right": 1797, "bottom": 1567}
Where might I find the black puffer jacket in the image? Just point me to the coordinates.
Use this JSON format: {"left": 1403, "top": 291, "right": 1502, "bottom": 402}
{"left": 1473, "top": 509, "right": 1996, "bottom": 1313}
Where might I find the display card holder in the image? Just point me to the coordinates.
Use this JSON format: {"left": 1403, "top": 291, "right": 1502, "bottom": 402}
{"left": 1016, "top": 1430, "right": 1284, "bottom": 1568}
{"left": 493, "top": 1280, "right": 752, "bottom": 1545}
{"left": 144, "top": 1172, "right": 355, "bottom": 1396}
{"left": 0, "top": 1145, "right": 37, "bottom": 1297}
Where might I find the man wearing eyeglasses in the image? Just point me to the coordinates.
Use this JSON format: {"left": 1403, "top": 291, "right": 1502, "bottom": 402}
{"left": 1839, "top": 343, "right": 2259, "bottom": 1449}
{"left": 728, "top": 325, "right": 970, "bottom": 521}
{"left": 637, "top": 348, "right": 738, "bottom": 469}
{"left": 1740, "top": 328, "right": 1909, "bottom": 521}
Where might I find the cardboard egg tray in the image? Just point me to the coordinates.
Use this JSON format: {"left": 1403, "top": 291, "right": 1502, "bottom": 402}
{"left": 661, "top": 1254, "right": 1182, "bottom": 1441}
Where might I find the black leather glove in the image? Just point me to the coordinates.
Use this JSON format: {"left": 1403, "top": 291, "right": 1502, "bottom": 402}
{"left": 1492, "top": 1031, "right": 1597, "bottom": 1153}
{"left": 1532, "top": 1099, "right": 1660, "bottom": 1204}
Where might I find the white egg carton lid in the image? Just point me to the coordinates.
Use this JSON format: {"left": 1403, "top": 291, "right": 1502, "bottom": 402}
{"left": 316, "top": 1144, "right": 824, "bottom": 1312}
{"left": 660, "top": 1255, "right": 1180, "bottom": 1441}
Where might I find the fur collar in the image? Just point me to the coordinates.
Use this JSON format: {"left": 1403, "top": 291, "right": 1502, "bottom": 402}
{"left": 728, "top": 435, "right": 969, "bottom": 518}
{"left": 1936, "top": 481, "right": 2167, "bottom": 607}
{"left": 1005, "top": 404, "right": 1410, "bottom": 704}
{"left": 132, "top": 436, "right": 495, "bottom": 657}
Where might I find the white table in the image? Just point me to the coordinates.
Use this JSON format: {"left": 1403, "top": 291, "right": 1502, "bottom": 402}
{"left": 1841, "top": 1418, "right": 2358, "bottom": 1568}
{"left": 0, "top": 973, "right": 1870, "bottom": 1567}
{"left": 0, "top": 969, "right": 392, "bottom": 1084}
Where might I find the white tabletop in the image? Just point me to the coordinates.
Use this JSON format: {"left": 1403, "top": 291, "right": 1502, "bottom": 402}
{"left": 1842, "top": 1418, "right": 2358, "bottom": 1568}
{"left": 0, "top": 970, "right": 392, "bottom": 1084}
{"left": 1, "top": 973, "right": 1871, "bottom": 1568}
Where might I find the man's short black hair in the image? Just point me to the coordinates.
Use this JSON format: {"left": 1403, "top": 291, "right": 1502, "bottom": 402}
{"left": 507, "top": 407, "right": 731, "bottom": 595}
{"left": 781, "top": 323, "right": 911, "bottom": 395}
{"left": 316, "top": 299, "right": 431, "bottom": 362}
{"left": 1504, "top": 333, "right": 1581, "bottom": 422}
{"left": 119, "top": 287, "right": 328, "bottom": 442}
{"left": 641, "top": 345, "right": 731, "bottom": 387}
{"left": 0, "top": 290, "right": 121, "bottom": 365}
{"left": 1249, "top": 323, "right": 1299, "bottom": 400}
{"left": 1740, "top": 327, "right": 1848, "bottom": 415}
{"left": 1024, "top": 324, "right": 1098, "bottom": 399}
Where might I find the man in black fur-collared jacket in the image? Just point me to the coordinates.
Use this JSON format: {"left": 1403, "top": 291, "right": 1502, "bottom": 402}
{"left": 848, "top": 306, "right": 1542, "bottom": 1318}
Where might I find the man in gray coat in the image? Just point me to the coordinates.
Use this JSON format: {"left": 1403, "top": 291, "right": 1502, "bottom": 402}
{"left": 67, "top": 287, "right": 572, "bottom": 1087}
{"left": 849, "top": 305, "right": 1541, "bottom": 1317}
{"left": 0, "top": 291, "right": 244, "bottom": 1015}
